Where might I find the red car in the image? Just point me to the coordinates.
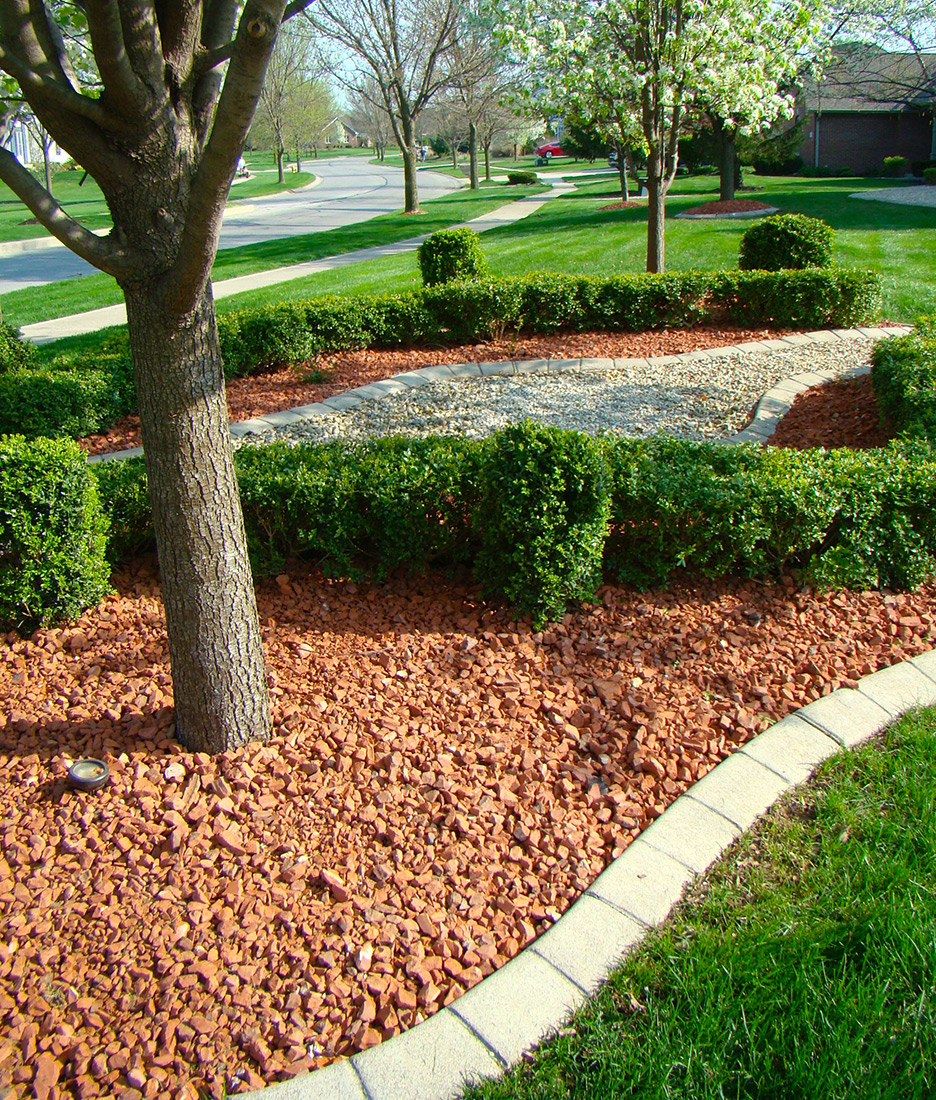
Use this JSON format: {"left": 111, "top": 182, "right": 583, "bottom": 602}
{"left": 534, "top": 142, "right": 565, "bottom": 159}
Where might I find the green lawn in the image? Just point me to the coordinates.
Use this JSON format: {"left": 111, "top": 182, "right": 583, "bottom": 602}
{"left": 201, "top": 174, "right": 935, "bottom": 320}
{"left": 466, "top": 705, "right": 936, "bottom": 1100}
{"left": 3, "top": 182, "right": 547, "bottom": 329}
{"left": 10, "top": 173, "right": 935, "bottom": 330}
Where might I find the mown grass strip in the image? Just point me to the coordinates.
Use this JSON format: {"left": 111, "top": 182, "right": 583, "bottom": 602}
{"left": 466, "top": 705, "right": 936, "bottom": 1100}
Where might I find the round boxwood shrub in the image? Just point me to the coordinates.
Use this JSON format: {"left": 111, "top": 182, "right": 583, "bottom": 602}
{"left": 0, "top": 435, "right": 110, "bottom": 631}
{"left": 738, "top": 214, "right": 834, "bottom": 271}
{"left": 923, "top": 167, "right": 936, "bottom": 186}
{"left": 418, "top": 228, "right": 488, "bottom": 287}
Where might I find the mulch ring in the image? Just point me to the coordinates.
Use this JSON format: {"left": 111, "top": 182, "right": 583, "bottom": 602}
{"left": 1, "top": 557, "right": 935, "bottom": 1100}
{"left": 679, "top": 199, "right": 777, "bottom": 217}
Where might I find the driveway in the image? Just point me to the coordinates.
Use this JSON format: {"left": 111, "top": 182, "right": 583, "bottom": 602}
{"left": 0, "top": 158, "right": 463, "bottom": 294}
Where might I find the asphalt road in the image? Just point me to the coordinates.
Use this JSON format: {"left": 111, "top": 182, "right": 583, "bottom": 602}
{"left": 0, "top": 158, "right": 463, "bottom": 295}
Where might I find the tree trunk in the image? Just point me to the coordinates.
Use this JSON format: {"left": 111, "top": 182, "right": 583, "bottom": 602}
{"left": 718, "top": 126, "right": 737, "bottom": 202}
{"left": 484, "top": 142, "right": 491, "bottom": 181}
{"left": 295, "top": 142, "right": 302, "bottom": 172}
{"left": 276, "top": 147, "right": 285, "bottom": 183}
{"left": 646, "top": 145, "right": 665, "bottom": 273}
{"left": 400, "top": 116, "right": 420, "bottom": 213}
{"left": 469, "top": 120, "right": 479, "bottom": 190}
{"left": 616, "top": 148, "right": 630, "bottom": 202}
{"left": 123, "top": 283, "right": 272, "bottom": 754}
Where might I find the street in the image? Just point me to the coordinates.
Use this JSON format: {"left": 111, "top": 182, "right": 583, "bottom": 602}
{"left": 0, "top": 157, "right": 463, "bottom": 294}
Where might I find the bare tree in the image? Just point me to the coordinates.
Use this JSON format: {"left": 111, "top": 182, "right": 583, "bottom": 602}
{"left": 255, "top": 19, "right": 324, "bottom": 180}
{"left": 348, "top": 80, "right": 394, "bottom": 160}
{"left": 309, "top": 0, "right": 459, "bottom": 212}
{"left": 0, "top": 0, "right": 313, "bottom": 754}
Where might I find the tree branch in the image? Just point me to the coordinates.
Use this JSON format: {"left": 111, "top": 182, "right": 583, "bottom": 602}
{"left": 82, "top": 0, "right": 151, "bottom": 118}
{"left": 0, "top": 41, "right": 120, "bottom": 128}
{"left": 0, "top": 144, "right": 135, "bottom": 277}
{"left": 195, "top": 0, "right": 313, "bottom": 71}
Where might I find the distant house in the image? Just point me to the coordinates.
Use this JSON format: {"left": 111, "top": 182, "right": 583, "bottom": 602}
{"left": 1, "top": 116, "right": 71, "bottom": 166}
{"left": 796, "top": 45, "right": 936, "bottom": 174}
{"left": 321, "top": 118, "right": 368, "bottom": 148}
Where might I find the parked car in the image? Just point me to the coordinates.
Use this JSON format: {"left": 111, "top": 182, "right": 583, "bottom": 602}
{"left": 534, "top": 142, "right": 565, "bottom": 159}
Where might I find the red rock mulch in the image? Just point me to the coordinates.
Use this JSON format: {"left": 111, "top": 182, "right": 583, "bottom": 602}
{"left": 768, "top": 372, "right": 894, "bottom": 450}
{"left": 1, "top": 333, "right": 920, "bottom": 1100}
{"left": 680, "top": 199, "right": 774, "bottom": 217}
{"left": 76, "top": 326, "right": 793, "bottom": 457}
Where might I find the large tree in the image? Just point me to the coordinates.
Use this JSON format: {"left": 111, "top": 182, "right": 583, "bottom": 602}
{"left": 0, "top": 0, "right": 311, "bottom": 754}
{"left": 309, "top": 0, "right": 459, "bottom": 213}
{"left": 500, "top": 0, "right": 826, "bottom": 272}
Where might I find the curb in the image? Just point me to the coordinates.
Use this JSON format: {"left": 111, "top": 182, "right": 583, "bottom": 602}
{"left": 87, "top": 325, "right": 913, "bottom": 465}
{"left": 240, "top": 651, "right": 936, "bottom": 1100}
{"left": 675, "top": 205, "right": 779, "bottom": 220}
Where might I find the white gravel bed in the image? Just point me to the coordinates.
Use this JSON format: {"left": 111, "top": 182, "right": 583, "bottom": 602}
{"left": 851, "top": 185, "right": 936, "bottom": 208}
{"left": 238, "top": 336, "right": 877, "bottom": 448}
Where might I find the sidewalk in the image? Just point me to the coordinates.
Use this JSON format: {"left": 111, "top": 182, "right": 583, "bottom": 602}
{"left": 21, "top": 181, "right": 575, "bottom": 345}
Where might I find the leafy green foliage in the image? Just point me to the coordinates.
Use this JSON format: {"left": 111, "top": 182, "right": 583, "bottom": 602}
{"left": 923, "top": 167, "right": 936, "bottom": 186}
{"left": 507, "top": 170, "right": 538, "bottom": 185}
{"left": 418, "top": 228, "right": 489, "bottom": 287}
{"left": 871, "top": 318, "right": 936, "bottom": 439}
{"left": 738, "top": 213, "right": 834, "bottom": 271}
{"left": 0, "top": 323, "right": 37, "bottom": 373}
{"left": 0, "top": 435, "right": 110, "bottom": 632}
{"left": 710, "top": 269, "right": 879, "bottom": 328}
{"left": 475, "top": 422, "right": 611, "bottom": 626}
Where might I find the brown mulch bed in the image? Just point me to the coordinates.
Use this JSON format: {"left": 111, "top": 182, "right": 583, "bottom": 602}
{"left": 599, "top": 200, "right": 645, "bottom": 210}
{"left": 2, "top": 331, "right": 920, "bottom": 1100}
{"left": 767, "top": 372, "right": 893, "bottom": 450}
{"left": 76, "top": 326, "right": 795, "bottom": 457}
{"left": 680, "top": 199, "right": 774, "bottom": 217}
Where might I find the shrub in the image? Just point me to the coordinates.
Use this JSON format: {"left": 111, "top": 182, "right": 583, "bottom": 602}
{"left": 710, "top": 270, "right": 880, "bottom": 329}
{"left": 752, "top": 154, "right": 803, "bottom": 176}
{"left": 738, "top": 214, "right": 834, "bottom": 271}
{"left": 883, "top": 155, "right": 907, "bottom": 176}
{"left": 0, "top": 365, "right": 127, "bottom": 439}
{"left": 0, "top": 323, "right": 37, "bottom": 373}
{"left": 418, "top": 228, "right": 488, "bottom": 287}
{"left": 507, "top": 171, "right": 538, "bottom": 185}
{"left": 923, "top": 167, "right": 936, "bottom": 186}
{"left": 0, "top": 435, "right": 110, "bottom": 631}
{"left": 871, "top": 319, "right": 936, "bottom": 438}
{"left": 475, "top": 421, "right": 611, "bottom": 626}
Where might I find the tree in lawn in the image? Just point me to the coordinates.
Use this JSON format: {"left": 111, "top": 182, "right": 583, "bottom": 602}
{"left": 499, "top": 0, "right": 826, "bottom": 272}
{"left": 309, "top": 0, "right": 460, "bottom": 213}
{"left": 0, "top": 0, "right": 311, "bottom": 754}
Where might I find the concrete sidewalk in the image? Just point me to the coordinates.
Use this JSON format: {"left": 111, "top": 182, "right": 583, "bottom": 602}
{"left": 22, "top": 182, "right": 575, "bottom": 345}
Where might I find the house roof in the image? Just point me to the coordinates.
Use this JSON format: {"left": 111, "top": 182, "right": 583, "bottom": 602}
{"left": 801, "top": 45, "right": 936, "bottom": 113}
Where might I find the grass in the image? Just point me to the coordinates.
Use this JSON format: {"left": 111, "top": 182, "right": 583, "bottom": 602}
{"left": 466, "top": 705, "right": 936, "bottom": 1100}
{"left": 195, "top": 173, "right": 934, "bottom": 319}
{"left": 3, "top": 181, "right": 546, "bottom": 329}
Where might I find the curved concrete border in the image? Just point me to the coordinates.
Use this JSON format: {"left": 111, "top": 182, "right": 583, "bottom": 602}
{"left": 241, "top": 650, "right": 936, "bottom": 1100}
{"left": 675, "top": 204, "right": 779, "bottom": 220}
{"left": 88, "top": 324, "right": 913, "bottom": 465}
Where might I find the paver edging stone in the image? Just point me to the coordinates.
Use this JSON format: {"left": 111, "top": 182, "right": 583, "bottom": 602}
{"left": 239, "top": 647, "right": 936, "bottom": 1100}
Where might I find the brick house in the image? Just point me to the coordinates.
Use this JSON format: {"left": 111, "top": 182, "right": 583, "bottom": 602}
{"left": 796, "top": 45, "right": 936, "bottom": 174}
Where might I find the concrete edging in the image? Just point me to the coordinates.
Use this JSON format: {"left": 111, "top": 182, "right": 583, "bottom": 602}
{"left": 88, "top": 325, "right": 913, "bottom": 465}
{"left": 241, "top": 651, "right": 936, "bottom": 1100}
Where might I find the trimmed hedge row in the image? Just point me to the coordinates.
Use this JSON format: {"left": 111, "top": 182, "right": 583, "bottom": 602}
{"left": 85, "top": 418, "right": 936, "bottom": 628}
{"left": 871, "top": 317, "right": 936, "bottom": 439}
{"left": 217, "top": 268, "right": 880, "bottom": 375}
{"left": 0, "top": 268, "right": 881, "bottom": 443}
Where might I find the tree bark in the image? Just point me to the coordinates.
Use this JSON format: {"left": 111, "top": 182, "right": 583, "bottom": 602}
{"left": 483, "top": 141, "right": 491, "bottom": 181}
{"left": 469, "top": 120, "right": 479, "bottom": 189}
{"left": 645, "top": 142, "right": 665, "bottom": 273}
{"left": 714, "top": 117, "right": 737, "bottom": 202}
{"left": 400, "top": 114, "right": 420, "bottom": 213}
{"left": 276, "top": 146, "right": 285, "bottom": 183}
{"left": 124, "top": 282, "right": 272, "bottom": 754}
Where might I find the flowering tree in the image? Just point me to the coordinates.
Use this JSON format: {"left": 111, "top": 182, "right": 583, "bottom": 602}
{"left": 0, "top": 0, "right": 311, "bottom": 754}
{"left": 499, "top": 0, "right": 827, "bottom": 271}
